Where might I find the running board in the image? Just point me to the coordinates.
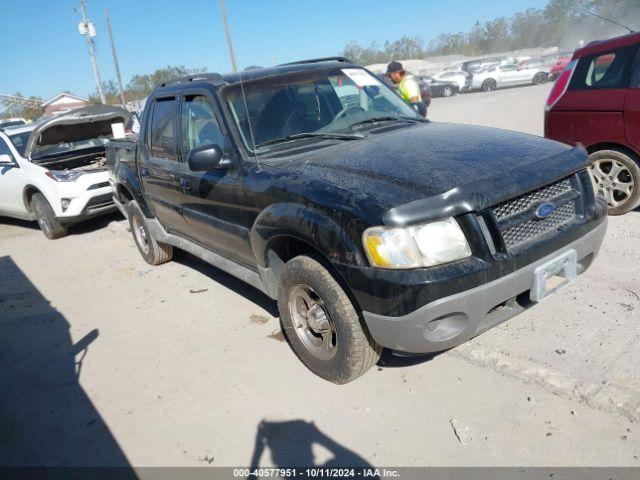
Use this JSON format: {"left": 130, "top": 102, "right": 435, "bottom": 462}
{"left": 145, "top": 216, "right": 270, "bottom": 297}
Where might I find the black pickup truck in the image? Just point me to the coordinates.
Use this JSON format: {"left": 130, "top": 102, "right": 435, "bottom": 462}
{"left": 108, "top": 58, "right": 607, "bottom": 383}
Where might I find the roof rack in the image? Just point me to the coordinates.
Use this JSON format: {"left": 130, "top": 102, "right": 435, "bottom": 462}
{"left": 279, "top": 57, "right": 354, "bottom": 66}
{"left": 158, "top": 73, "right": 226, "bottom": 88}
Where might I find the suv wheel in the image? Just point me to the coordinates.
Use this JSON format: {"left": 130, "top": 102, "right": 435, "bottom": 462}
{"left": 588, "top": 149, "right": 640, "bottom": 215}
{"left": 481, "top": 79, "right": 497, "bottom": 91}
{"left": 126, "top": 201, "right": 173, "bottom": 265}
{"left": 533, "top": 72, "right": 548, "bottom": 84}
{"left": 31, "top": 193, "right": 68, "bottom": 239}
{"left": 278, "top": 256, "right": 382, "bottom": 384}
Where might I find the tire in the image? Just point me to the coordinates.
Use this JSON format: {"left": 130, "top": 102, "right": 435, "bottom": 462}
{"left": 277, "top": 256, "right": 382, "bottom": 384}
{"left": 588, "top": 149, "right": 640, "bottom": 215}
{"left": 126, "top": 201, "right": 173, "bottom": 265}
{"left": 31, "top": 193, "right": 68, "bottom": 239}
{"left": 481, "top": 79, "right": 497, "bottom": 92}
{"left": 442, "top": 86, "right": 453, "bottom": 97}
{"left": 533, "top": 72, "right": 548, "bottom": 85}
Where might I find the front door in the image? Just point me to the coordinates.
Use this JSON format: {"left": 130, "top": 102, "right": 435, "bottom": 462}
{"left": 138, "top": 96, "right": 188, "bottom": 230}
{"left": 0, "top": 137, "right": 27, "bottom": 218}
{"left": 177, "top": 93, "right": 255, "bottom": 267}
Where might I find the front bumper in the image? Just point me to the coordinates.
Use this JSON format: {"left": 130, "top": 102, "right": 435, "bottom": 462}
{"left": 361, "top": 219, "right": 607, "bottom": 353}
{"left": 58, "top": 188, "right": 116, "bottom": 224}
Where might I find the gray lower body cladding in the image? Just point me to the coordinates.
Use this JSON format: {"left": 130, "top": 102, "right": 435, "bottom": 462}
{"left": 362, "top": 219, "right": 607, "bottom": 354}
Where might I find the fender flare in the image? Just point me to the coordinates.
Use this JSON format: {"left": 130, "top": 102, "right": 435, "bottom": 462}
{"left": 249, "top": 203, "right": 367, "bottom": 269}
{"left": 114, "top": 167, "right": 155, "bottom": 218}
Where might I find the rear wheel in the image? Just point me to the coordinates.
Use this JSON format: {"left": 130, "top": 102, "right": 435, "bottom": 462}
{"left": 126, "top": 201, "right": 173, "bottom": 265}
{"left": 481, "top": 79, "right": 497, "bottom": 91}
{"left": 31, "top": 193, "right": 68, "bottom": 239}
{"left": 277, "top": 256, "right": 382, "bottom": 384}
{"left": 588, "top": 149, "right": 640, "bottom": 215}
{"left": 533, "top": 72, "right": 548, "bottom": 85}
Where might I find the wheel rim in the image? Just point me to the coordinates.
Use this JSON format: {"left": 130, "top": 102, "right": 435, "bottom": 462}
{"left": 589, "top": 158, "right": 635, "bottom": 208}
{"left": 288, "top": 284, "right": 337, "bottom": 361}
{"left": 131, "top": 214, "right": 150, "bottom": 254}
{"left": 443, "top": 87, "right": 451, "bottom": 96}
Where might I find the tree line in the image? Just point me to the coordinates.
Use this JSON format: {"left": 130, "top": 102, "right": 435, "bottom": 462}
{"left": 342, "top": 0, "right": 639, "bottom": 65}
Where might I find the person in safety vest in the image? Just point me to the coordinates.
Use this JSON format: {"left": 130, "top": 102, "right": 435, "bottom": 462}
{"left": 386, "top": 60, "right": 426, "bottom": 117}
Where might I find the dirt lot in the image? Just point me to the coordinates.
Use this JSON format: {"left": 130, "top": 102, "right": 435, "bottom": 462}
{"left": 1, "top": 83, "right": 639, "bottom": 468}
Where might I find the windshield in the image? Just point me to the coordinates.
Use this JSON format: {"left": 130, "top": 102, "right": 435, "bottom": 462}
{"left": 8, "top": 131, "right": 31, "bottom": 157}
{"left": 224, "top": 67, "right": 420, "bottom": 150}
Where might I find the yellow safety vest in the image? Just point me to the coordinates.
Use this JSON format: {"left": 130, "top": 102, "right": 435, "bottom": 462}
{"left": 397, "top": 75, "right": 421, "bottom": 103}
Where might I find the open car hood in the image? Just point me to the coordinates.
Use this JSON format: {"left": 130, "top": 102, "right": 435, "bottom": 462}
{"left": 25, "top": 105, "right": 130, "bottom": 160}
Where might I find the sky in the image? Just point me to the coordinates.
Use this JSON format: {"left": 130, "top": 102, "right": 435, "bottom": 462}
{"left": 0, "top": 0, "right": 549, "bottom": 100}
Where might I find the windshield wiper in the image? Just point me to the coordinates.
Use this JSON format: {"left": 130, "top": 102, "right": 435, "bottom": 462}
{"left": 349, "top": 116, "right": 427, "bottom": 129}
{"left": 255, "top": 132, "right": 364, "bottom": 149}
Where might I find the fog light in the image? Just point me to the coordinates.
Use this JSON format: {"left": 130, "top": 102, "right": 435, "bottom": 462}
{"left": 61, "top": 198, "right": 71, "bottom": 211}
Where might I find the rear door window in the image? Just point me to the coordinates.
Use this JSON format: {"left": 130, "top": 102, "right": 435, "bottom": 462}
{"left": 570, "top": 45, "right": 638, "bottom": 90}
{"left": 149, "top": 97, "right": 178, "bottom": 160}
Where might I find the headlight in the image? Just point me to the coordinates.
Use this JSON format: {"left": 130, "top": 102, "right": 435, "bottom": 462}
{"left": 363, "top": 218, "right": 472, "bottom": 269}
{"left": 46, "top": 170, "right": 85, "bottom": 182}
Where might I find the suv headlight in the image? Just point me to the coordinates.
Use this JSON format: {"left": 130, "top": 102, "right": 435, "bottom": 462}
{"left": 46, "top": 170, "right": 85, "bottom": 182}
{"left": 363, "top": 218, "right": 472, "bottom": 269}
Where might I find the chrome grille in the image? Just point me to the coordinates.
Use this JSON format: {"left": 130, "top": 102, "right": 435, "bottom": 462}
{"left": 491, "top": 177, "right": 578, "bottom": 251}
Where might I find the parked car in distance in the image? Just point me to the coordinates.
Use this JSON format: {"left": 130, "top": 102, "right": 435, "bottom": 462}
{"left": 0, "top": 105, "right": 129, "bottom": 238}
{"left": 429, "top": 70, "right": 468, "bottom": 91}
{"left": 0, "top": 118, "right": 26, "bottom": 129}
{"left": 424, "top": 76, "right": 459, "bottom": 97}
{"left": 109, "top": 58, "right": 607, "bottom": 383}
{"left": 461, "top": 57, "right": 506, "bottom": 73}
{"left": 545, "top": 31, "right": 640, "bottom": 215}
{"left": 549, "top": 56, "right": 572, "bottom": 80}
{"left": 467, "top": 63, "right": 550, "bottom": 91}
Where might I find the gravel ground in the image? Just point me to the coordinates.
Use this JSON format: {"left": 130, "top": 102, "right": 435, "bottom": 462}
{"left": 1, "top": 83, "right": 639, "bottom": 468}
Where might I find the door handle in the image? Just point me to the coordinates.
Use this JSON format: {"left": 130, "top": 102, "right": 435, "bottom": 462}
{"left": 180, "top": 178, "right": 190, "bottom": 190}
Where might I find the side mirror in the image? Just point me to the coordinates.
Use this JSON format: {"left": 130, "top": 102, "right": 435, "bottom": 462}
{"left": 187, "top": 145, "right": 232, "bottom": 172}
{"left": 0, "top": 154, "right": 14, "bottom": 165}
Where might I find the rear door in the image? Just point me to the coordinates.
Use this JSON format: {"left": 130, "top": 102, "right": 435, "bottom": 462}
{"left": 551, "top": 44, "right": 638, "bottom": 148}
{"left": 138, "top": 96, "right": 188, "bottom": 230}
{"left": 177, "top": 92, "right": 255, "bottom": 267}
{"left": 625, "top": 46, "right": 640, "bottom": 153}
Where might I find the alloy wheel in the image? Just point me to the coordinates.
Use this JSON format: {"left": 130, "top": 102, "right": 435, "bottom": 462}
{"left": 589, "top": 158, "right": 635, "bottom": 208}
{"left": 288, "top": 284, "right": 337, "bottom": 361}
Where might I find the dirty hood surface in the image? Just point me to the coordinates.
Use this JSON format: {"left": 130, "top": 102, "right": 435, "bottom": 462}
{"left": 265, "top": 122, "right": 588, "bottom": 217}
{"left": 26, "top": 105, "right": 130, "bottom": 160}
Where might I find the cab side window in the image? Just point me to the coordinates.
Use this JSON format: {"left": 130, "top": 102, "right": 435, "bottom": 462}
{"left": 181, "top": 95, "right": 225, "bottom": 159}
{"left": 149, "top": 98, "right": 178, "bottom": 160}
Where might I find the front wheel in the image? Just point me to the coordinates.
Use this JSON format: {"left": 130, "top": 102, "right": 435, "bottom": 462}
{"left": 31, "top": 193, "right": 68, "bottom": 239}
{"left": 481, "top": 79, "right": 497, "bottom": 91}
{"left": 277, "top": 256, "right": 382, "bottom": 384}
{"left": 588, "top": 150, "right": 640, "bottom": 215}
{"left": 442, "top": 86, "right": 453, "bottom": 97}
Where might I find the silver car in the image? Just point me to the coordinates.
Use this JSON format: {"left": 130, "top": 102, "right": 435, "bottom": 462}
{"left": 467, "top": 64, "right": 550, "bottom": 92}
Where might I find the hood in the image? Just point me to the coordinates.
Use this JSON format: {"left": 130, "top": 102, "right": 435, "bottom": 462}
{"left": 25, "top": 105, "right": 130, "bottom": 159}
{"left": 264, "top": 122, "right": 588, "bottom": 223}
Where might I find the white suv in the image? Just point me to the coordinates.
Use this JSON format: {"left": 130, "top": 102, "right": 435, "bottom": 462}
{"left": 0, "top": 106, "right": 129, "bottom": 238}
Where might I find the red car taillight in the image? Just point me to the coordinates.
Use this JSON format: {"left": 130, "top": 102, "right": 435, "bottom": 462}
{"left": 545, "top": 60, "right": 576, "bottom": 111}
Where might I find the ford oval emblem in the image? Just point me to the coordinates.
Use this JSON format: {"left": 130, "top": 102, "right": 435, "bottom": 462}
{"left": 535, "top": 202, "right": 556, "bottom": 219}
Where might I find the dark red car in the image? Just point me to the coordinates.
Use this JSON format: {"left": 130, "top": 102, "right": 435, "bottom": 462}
{"left": 545, "top": 32, "right": 640, "bottom": 215}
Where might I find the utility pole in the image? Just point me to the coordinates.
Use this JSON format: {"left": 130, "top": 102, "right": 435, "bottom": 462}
{"left": 78, "top": 0, "right": 106, "bottom": 103}
{"left": 105, "top": 9, "right": 126, "bottom": 106}
{"left": 219, "top": 0, "right": 238, "bottom": 72}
